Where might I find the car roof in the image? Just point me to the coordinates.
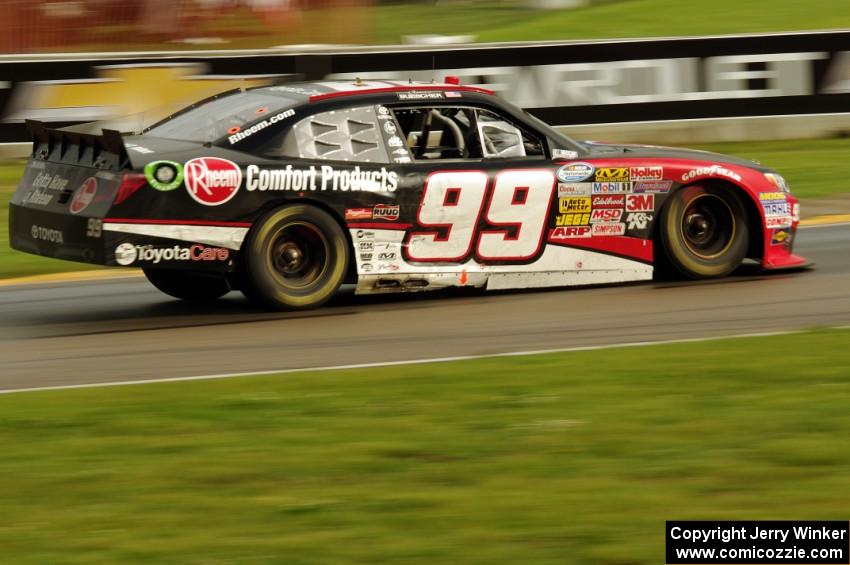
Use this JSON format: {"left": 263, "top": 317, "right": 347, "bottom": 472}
{"left": 254, "top": 79, "right": 495, "bottom": 104}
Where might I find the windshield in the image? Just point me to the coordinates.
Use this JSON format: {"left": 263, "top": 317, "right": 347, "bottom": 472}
{"left": 143, "top": 90, "right": 300, "bottom": 143}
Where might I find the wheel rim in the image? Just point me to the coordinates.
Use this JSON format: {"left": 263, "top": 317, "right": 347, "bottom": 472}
{"left": 268, "top": 221, "right": 330, "bottom": 289}
{"left": 680, "top": 194, "right": 736, "bottom": 259}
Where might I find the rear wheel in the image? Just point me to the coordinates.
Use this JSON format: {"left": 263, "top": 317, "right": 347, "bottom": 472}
{"left": 241, "top": 204, "right": 348, "bottom": 310}
{"left": 659, "top": 184, "right": 749, "bottom": 278}
{"left": 143, "top": 269, "right": 231, "bottom": 301}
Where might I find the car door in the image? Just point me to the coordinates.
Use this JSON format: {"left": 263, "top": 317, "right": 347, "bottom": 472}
{"left": 382, "top": 103, "right": 556, "bottom": 282}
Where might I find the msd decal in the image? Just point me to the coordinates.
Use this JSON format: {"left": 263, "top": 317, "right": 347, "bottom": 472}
{"left": 590, "top": 208, "right": 623, "bottom": 223}
{"left": 69, "top": 177, "right": 97, "bottom": 214}
{"left": 184, "top": 157, "right": 242, "bottom": 206}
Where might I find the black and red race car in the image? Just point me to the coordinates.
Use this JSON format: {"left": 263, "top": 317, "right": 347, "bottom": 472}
{"left": 9, "top": 79, "right": 807, "bottom": 309}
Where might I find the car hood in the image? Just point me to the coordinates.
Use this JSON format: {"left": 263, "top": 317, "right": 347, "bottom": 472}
{"left": 580, "top": 141, "right": 773, "bottom": 173}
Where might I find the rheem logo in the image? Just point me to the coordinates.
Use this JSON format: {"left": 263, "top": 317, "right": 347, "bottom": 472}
{"left": 184, "top": 157, "right": 242, "bottom": 206}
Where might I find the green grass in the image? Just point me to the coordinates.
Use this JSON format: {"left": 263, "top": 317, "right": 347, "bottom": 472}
{"left": 694, "top": 138, "right": 850, "bottom": 200}
{"left": 2, "top": 136, "right": 849, "bottom": 279}
{"left": 49, "top": 0, "right": 850, "bottom": 50}
{"left": 1, "top": 328, "right": 849, "bottom": 563}
{"left": 370, "top": 0, "right": 850, "bottom": 45}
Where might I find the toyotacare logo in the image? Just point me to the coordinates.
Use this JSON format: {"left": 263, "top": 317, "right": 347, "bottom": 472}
{"left": 114, "top": 244, "right": 230, "bottom": 265}
{"left": 184, "top": 157, "right": 242, "bottom": 206}
{"left": 69, "top": 177, "right": 97, "bottom": 214}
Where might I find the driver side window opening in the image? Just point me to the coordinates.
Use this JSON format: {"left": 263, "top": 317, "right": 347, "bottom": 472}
{"left": 391, "top": 106, "right": 544, "bottom": 161}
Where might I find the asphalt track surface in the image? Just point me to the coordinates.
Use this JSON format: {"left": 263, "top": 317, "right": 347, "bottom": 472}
{"left": 1, "top": 224, "right": 848, "bottom": 392}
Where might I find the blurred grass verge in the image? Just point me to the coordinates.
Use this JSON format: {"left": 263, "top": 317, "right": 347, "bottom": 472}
{"left": 29, "top": 0, "right": 850, "bottom": 51}
{"left": 3, "top": 136, "right": 850, "bottom": 279}
{"left": 0, "top": 328, "right": 848, "bottom": 562}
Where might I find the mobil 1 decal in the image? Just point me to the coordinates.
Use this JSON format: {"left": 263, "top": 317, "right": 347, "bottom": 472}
{"left": 403, "top": 169, "right": 556, "bottom": 264}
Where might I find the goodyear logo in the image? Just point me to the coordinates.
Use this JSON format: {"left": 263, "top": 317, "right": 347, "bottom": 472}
{"left": 559, "top": 197, "right": 591, "bottom": 214}
{"left": 595, "top": 168, "right": 630, "bottom": 182}
{"left": 556, "top": 213, "right": 591, "bottom": 226}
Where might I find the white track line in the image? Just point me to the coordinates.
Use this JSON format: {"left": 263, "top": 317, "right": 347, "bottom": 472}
{"left": 0, "top": 328, "right": 815, "bottom": 395}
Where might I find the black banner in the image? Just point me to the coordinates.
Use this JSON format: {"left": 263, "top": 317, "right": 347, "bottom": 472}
{"left": 666, "top": 521, "right": 850, "bottom": 564}
{"left": 1, "top": 30, "right": 850, "bottom": 143}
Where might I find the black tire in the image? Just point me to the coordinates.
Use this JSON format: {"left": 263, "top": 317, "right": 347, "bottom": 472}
{"left": 241, "top": 204, "right": 348, "bottom": 310}
{"left": 143, "top": 269, "right": 231, "bottom": 301}
{"left": 659, "top": 184, "right": 749, "bottom": 279}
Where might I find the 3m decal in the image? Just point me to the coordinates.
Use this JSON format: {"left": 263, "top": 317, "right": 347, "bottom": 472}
{"left": 557, "top": 163, "right": 594, "bottom": 183}
{"left": 406, "top": 169, "right": 555, "bottom": 262}
{"left": 595, "top": 168, "right": 629, "bottom": 181}
{"left": 69, "top": 177, "right": 97, "bottom": 214}
{"left": 626, "top": 194, "right": 655, "bottom": 212}
{"left": 144, "top": 160, "right": 184, "bottom": 191}
{"left": 184, "top": 157, "right": 242, "bottom": 206}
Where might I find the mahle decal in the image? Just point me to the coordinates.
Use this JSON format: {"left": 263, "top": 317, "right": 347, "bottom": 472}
{"left": 144, "top": 160, "right": 184, "bottom": 191}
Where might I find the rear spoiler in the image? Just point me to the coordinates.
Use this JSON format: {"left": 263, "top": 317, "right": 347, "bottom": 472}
{"left": 26, "top": 119, "right": 130, "bottom": 170}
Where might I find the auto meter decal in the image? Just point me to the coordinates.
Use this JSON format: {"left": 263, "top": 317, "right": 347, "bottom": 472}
{"left": 184, "top": 157, "right": 242, "bottom": 206}
{"left": 145, "top": 160, "right": 184, "bottom": 191}
{"left": 69, "top": 177, "right": 97, "bottom": 214}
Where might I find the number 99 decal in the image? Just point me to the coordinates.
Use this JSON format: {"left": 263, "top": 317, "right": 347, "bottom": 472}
{"left": 405, "top": 169, "right": 556, "bottom": 263}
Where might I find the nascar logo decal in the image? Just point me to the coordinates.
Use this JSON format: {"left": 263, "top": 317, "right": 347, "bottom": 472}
{"left": 184, "top": 157, "right": 242, "bottom": 206}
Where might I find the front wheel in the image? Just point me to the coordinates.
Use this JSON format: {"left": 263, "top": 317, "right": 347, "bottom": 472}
{"left": 143, "top": 269, "right": 231, "bottom": 301}
{"left": 659, "top": 185, "right": 749, "bottom": 279}
{"left": 241, "top": 204, "right": 348, "bottom": 310}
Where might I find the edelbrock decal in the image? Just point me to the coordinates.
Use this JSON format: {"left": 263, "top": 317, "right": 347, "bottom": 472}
{"left": 184, "top": 157, "right": 242, "bottom": 206}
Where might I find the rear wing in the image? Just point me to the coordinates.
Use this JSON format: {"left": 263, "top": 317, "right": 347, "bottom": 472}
{"left": 26, "top": 120, "right": 130, "bottom": 171}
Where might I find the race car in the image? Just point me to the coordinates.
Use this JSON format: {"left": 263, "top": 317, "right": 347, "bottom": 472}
{"left": 9, "top": 79, "right": 807, "bottom": 310}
